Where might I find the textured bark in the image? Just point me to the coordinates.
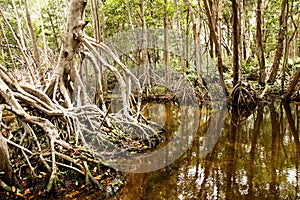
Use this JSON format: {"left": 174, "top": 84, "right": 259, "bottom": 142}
{"left": 45, "top": 0, "right": 88, "bottom": 107}
{"left": 24, "top": 0, "right": 44, "bottom": 85}
{"left": 232, "top": 0, "right": 239, "bottom": 88}
{"left": 164, "top": 0, "right": 170, "bottom": 87}
{"left": 139, "top": 0, "right": 150, "bottom": 89}
{"left": 267, "top": 0, "right": 287, "bottom": 84}
{"left": 202, "top": 0, "right": 228, "bottom": 93}
{"left": 283, "top": 66, "right": 300, "bottom": 99}
{"left": 256, "top": 0, "right": 266, "bottom": 85}
{"left": 175, "top": 0, "right": 184, "bottom": 73}
{"left": 91, "top": 0, "right": 107, "bottom": 109}
{"left": 186, "top": 0, "right": 202, "bottom": 84}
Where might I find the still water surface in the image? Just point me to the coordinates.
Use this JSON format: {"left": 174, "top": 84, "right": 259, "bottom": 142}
{"left": 79, "top": 101, "right": 299, "bottom": 199}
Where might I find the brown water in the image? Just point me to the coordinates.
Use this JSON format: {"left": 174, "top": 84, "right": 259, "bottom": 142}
{"left": 78, "top": 101, "right": 300, "bottom": 199}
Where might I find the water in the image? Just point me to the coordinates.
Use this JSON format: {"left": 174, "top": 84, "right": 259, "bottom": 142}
{"left": 79, "top": 101, "right": 300, "bottom": 199}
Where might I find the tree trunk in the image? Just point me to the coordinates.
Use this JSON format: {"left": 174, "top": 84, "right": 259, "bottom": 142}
{"left": 24, "top": 0, "right": 44, "bottom": 86}
{"left": 45, "top": 0, "right": 88, "bottom": 107}
{"left": 202, "top": 0, "right": 228, "bottom": 94}
{"left": 216, "top": 0, "right": 223, "bottom": 59}
{"left": 139, "top": 0, "right": 150, "bottom": 93}
{"left": 232, "top": 0, "right": 239, "bottom": 88}
{"left": 164, "top": 0, "right": 170, "bottom": 87}
{"left": 283, "top": 66, "right": 300, "bottom": 99}
{"left": 175, "top": 0, "right": 185, "bottom": 73}
{"left": 256, "top": 0, "right": 266, "bottom": 85}
{"left": 186, "top": 0, "right": 202, "bottom": 85}
{"left": 267, "top": 0, "right": 287, "bottom": 84}
{"left": 91, "top": 0, "right": 107, "bottom": 110}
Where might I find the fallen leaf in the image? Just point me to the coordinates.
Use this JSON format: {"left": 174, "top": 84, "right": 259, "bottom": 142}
{"left": 105, "top": 177, "right": 112, "bottom": 182}
{"left": 24, "top": 189, "right": 31, "bottom": 195}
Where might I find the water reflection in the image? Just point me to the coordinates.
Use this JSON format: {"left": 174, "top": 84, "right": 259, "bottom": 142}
{"left": 117, "top": 101, "right": 299, "bottom": 199}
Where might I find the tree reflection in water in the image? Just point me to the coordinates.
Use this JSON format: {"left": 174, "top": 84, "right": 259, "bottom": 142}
{"left": 92, "top": 101, "right": 300, "bottom": 199}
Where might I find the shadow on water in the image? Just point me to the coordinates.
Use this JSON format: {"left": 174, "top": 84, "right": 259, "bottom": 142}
{"left": 77, "top": 101, "right": 300, "bottom": 199}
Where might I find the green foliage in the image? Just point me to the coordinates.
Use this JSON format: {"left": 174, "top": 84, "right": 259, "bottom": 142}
{"left": 38, "top": 0, "right": 66, "bottom": 52}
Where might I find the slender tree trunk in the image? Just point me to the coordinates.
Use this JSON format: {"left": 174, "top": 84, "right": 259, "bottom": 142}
{"left": 139, "top": 0, "right": 150, "bottom": 93}
{"left": 267, "top": 0, "right": 287, "bottom": 84}
{"left": 239, "top": 0, "right": 245, "bottom": 82}
{"left": 185, "top": 9, "right": 190, "bottom": 72}
{"left": 24, "top": 0, "right": 44, "bottom": 86}
{"left": 216, "top": 0, "right": 223, "bottom": 58}
{"left": 164, "top": 0, "right": 170, "bottom": 87}
{"left": 91, "top": 0, "right": 107, "bottom": 110}
{"left": 186, "top": 0, "right": 202, "bottom": 85}
{"left": 241, "top": 0, "right": 248, "bottom": 61}
{"left": 283, "top": 66, "right": 300, "bottom": 99}
{"left": 256, "top": 0, "right": 266, "bottom": 85}
{"left": 175, "top": 0, "right": 185, "bottom": 73}
{"left": 202, "top": 0, "right": 228, "bottom": 94}
{"left": 232, "top": 0, "right": 239, "bottom": 88}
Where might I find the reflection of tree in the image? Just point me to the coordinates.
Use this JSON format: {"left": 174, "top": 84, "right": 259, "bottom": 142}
{"left": 283, "top": 102, "right": 300, "bottom": 196}
{"left": 247, "top": 103, "right": 264, "bottom": 199}
{"left": 284, "top": 102, "right": 300, "bottom": 157}
{"left": 118, "top": 102, "right": 300, "bottom": 199}
{"left": 225, "top": 106, "right": 238, "bottom": 200}
{"left": 269, "top": 103, "right": 280, "bottom": 198}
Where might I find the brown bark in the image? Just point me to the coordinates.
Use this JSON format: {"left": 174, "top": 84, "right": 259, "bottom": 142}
{"left": 91, "top": 0, "right": 107, "bottom": 110}
{"left": 283, "top": 66, "right": 300, "bottom": 99}
{"left": 164, "top": 0, "right": 170, "bottom": 87}
{"left": 139, "top": 0, "right": 150, "bottom": 91}
{"left": 175, "top": 0, "right": 185, "bottom": 73}
{"left": 256, "top": 0, "right": 266, "bottom": 85}
{"left": 267, "top": 0, "right": 287, "bottom": 84}
{"left": 24, "top": 0, "right": 44, "bottom": 85}
{"left": 202, "top": 0, "right": 228, "bottom": 94}
{"left": 232, "top": 0, "right": 239, "bottom": 88}
{"left": 216, "top": 0, "right": 223, "bottom": 58}
{"left": 186, "top": 0, "right": 202, "bottom": 84}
